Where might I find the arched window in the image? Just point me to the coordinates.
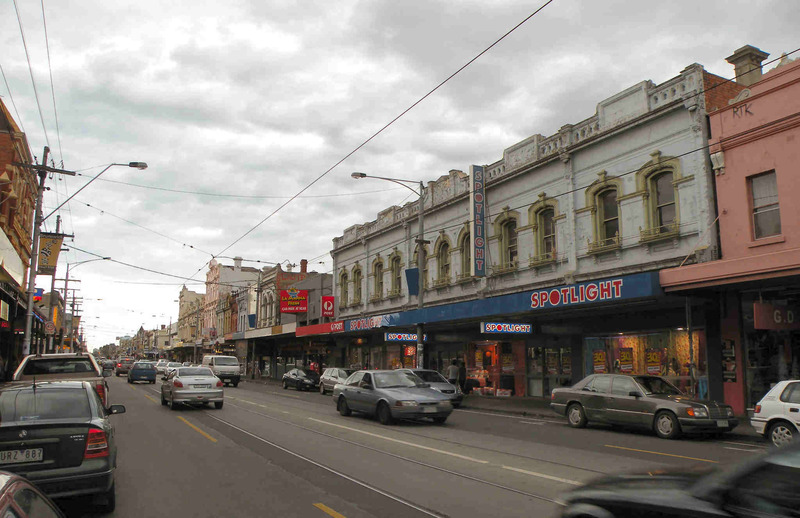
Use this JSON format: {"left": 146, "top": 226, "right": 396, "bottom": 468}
{"left": 460, "top": 231, "right": 471, "bottom": 278}
{"left": 598, "top": 189, "right": 619, "bottom": 244}
{"left": 538, "top": 209, "right": 555, "bottom": 256}
{"left": 413, "top": 245, "right": 429, "bottom": 289}
{"left": 501, "top": 219, "right": 518, "bottom": 267}
{"left": 373, "top": 260, "right": 384, "bottom": 299}
{"left": 437, "top": 242, "right": 450, "bottom": 284}
{"left": 390, "top": 255, "right": 402, "bottom": 295}
{"left": 352, "top": 266, "right": 362, "bottom": 304}
{"left": 339, "top": 271, "right": 349, "bottom": 308}
{"left": 652, "top": 172, "right": 675, "bottom": 232}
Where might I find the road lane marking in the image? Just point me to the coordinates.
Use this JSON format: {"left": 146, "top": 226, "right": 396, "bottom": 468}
{"left": 313, "top": 503, "right": 347, "bottom": 518}
{"left": 604, "top": 445, "right": 717, "bottom": 463}
{"left": 308, "top": 418, "right": 489, "bottom": 464}
{"left": 177, "top": 416, "right": 217, "bottom": 443}
{"left": 724, "top": 447, "right": 760, "bottom": 452}
{"left": 144, "top": 395, "right": 157, "bottom": 404}
{"left": 229, "top": 397, "right": 291, "bottom": 413}
{"left": 501, "top": 465, "right": 581, "bottom": 486}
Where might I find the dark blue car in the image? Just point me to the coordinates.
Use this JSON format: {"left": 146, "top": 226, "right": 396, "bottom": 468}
{"left": 127, "top": 361, "right": 156, "bottom": 384}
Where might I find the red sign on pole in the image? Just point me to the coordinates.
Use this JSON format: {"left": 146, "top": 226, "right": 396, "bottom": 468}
{"left": 280, "top": 289, "right": 308, "bottom": 313}
{"left": 321, "top": 296, "right": 335, "bottom": 317}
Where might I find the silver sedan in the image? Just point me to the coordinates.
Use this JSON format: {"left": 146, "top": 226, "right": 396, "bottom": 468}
{"left": 161, "top": 367, "right": 224, "bottom": 410}
{"left": 333, "top": 370, "right": 453, "bottom": 425}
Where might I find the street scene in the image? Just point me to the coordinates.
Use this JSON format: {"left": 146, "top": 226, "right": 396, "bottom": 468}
{"left": 0, "top": 0, "right": 799, "bottom": 517}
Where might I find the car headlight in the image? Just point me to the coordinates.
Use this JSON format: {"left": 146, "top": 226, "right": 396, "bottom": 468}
{"left": 687, "top": 407, "right": 708, "bottom": 418}
{"left": 395, "top": 400, "right": 419, "bottom": 407}
{"left": 726, "top": 407, "right": 734, "bottom": 417}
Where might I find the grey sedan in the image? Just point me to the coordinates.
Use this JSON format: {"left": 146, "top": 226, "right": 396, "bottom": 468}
{"left": 161, "top": 367, "right": 224, "bottom": 410}
{"left": 333, "top": 370, "right": 453, "bottom": 425}
{"left": 397, "top": 368, "right": 463, "bottom": 407}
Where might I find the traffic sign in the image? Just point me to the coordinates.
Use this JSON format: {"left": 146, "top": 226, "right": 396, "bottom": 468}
{"left": 45, "top": 321, "right": 56, "bottom": 335}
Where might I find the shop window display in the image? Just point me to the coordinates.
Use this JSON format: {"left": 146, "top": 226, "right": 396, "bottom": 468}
{"left": 583, "top": 329, "right": 706, "bottom": 396}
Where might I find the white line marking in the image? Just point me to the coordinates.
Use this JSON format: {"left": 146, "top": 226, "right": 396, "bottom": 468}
{"left": 458, "top": 409, "right": 563, "bottom": 423}
{"left": 724, "top": 447, "right": 760, "bottom": 452}
{"left": 308, "top": 418, "right": 489, "bottom": 464}
{"left": 501, "top": 465, "right": 581, "bottom": 486}
{"left": 206, "top": 414, "right": 442, "bottom": 517}
{"left": 723, "top": 441, "right": 765, "bottom": 448}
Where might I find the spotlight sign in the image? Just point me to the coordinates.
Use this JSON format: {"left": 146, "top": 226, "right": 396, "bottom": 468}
{"left": 280, "top": 289, "right": 308, "bottom": 313}
{"left": 469, "top": 165, "right": 487, "bottom": 277}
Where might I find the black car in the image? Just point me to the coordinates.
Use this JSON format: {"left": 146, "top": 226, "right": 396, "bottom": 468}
{"left": 282, "top": 368, "right": 320, "bottom": 391}
{"left": 559, "top": 438, "right": 800, "bottom": 517}
{"left": 0, "top": 381, "right": 125, "bottom": 513}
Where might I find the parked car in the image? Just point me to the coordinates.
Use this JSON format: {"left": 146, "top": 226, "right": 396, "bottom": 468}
{"left": 751, "top": 379, "right": 800, "bottom": 447}
{"left": 201, "top": 355, "right": 241, "bottom": 387}
{"left": 550, "top": 374, "right": 737, "bottom": 439}
{"left": 0, "top": 381, "right": 125, "bottom": 512}
{"left": 282, "top": 368, "right": 320, "bottom": 391}
{"left": 127, "top": 361, "right": 157, "bottom": 384}
{"left": 333, "top": 370, "right": 453, "bottom": 425}
{"left": 558, "top": 437, "right": 800, "bottom": 517}
{"left": 101, "top": 360, "right": 115, "bottom": 373}
{"left": 182, "top": 362, "right": 192, "bottom": 367}
{"left": 154, "top": 360, "right": 169, "bottom": 375}
{"left": 164, "top": 362, "right": 183, "bottom": 378}
{"left": 319, "top": 368, "right": 355, "bottom": 395}
{"left": 397, "top": 368, "right": 463, "bottom": 408}
{"left": 114, "top": 358, "right": 135, "bottom": 376}
{"left": 160, "top": 367, "right": 224, "bottom": 410}
{"left": 11, "top": 353, "right": 111, "bottom": 409}
{"left": 0, "top": 471, "right": 66, "bottom": 517}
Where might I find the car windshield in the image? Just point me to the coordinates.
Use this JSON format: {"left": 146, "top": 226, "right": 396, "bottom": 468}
{"left": 178, "top": 368, "right": 214, "bottom": 377}
{"left": 214, "top": 358, "right": 239, "bottom": 366}
{"left": 373, "top": 371, "right": 425, "bottom": 389}
{"left": 634, "top": 376, "right": 682, "bottom": 395}
{"left": 167, "top": 363, "right": 182, "bottom": 368}
{"left": 296, "top": 369, "right": 319, "bottom": 379}
{"left": 0, "top": 387, "right": 91, "bottom": 424}
{"left": 22, "top": 358, "right": 96, "bottom": 375}
{"left": 133, "top": 362, "right": 155, "bottom": 370}
{"left": 413, "top": 371, "right": 448, "bottom": 383}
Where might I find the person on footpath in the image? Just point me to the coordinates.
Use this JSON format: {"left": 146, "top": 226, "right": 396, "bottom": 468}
{"left": 447, "top": 359, "right": 459, "bottom": 385}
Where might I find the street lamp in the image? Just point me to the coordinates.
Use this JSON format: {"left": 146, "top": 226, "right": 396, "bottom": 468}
{"left": 60, "top": 257, "right": 111, "bottom": 352}
{"left": 351, "top": 172, "right": 427, "bottom": 368}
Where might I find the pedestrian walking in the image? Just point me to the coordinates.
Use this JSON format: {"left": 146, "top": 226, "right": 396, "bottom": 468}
{"left": 446, "top": 359, "right": 459, "bottom": 385}
{"left": 458, "top": 360, "right": 467, "bottom": 391}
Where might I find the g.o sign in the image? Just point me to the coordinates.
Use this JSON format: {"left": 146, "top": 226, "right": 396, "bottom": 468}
{"left": 754, "top": 302, "right": 800, "bottom": 331}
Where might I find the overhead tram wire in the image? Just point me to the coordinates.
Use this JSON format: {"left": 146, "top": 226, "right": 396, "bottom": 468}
{"left": 12, "top": 0, "right": 51, "bottom": 149}
{"left": 0, "top": 62, "right": 26, "bottom": 134}
{"left": 40, "top": 0, "right": 63, "bottom": 165}
{"left": 185, "top": 0, "right": 557, "bottom": 283}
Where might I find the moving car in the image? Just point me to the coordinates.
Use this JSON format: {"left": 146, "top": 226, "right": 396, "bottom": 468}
{"left": 550, "top": 374, "right": 737, "bottom": 439}
{"left": 164, "top": 362, "right": 183, "bottom": 378}
{"left": 333, "top": 370, "right": 453, "bottom": 425}
{"left": 751, "top": 379, "right": 800, "bottom": 447}
{"left": 201, "top": 355, "right": 241, "bottom": 387}
{"left": 154, "top": 360, "right": 169, "bottom": 375}
{"left": 0, "top": 381, "right": 125, "bottom": 512}
{"left": 397, "top": 368, "right": 463, "bottom": 408}
{"left": 319, "top": 368, "right": 355, "bottom": 395}
{"left": 0, "top": 471, "right": 66, "bottom": 517}
{"left": 127, "top": 361, "right": 157, "bottom": 384}
{"left": 282, "top": 368, "right": 320, "bottom": 391}
{"left": 161, "top": 367, "right": 224, "bottom": 410}
{"left": 114, "top": 358, "right": 135, "bottom": 376}
{"left": 11, "top": 353, "right": 111, "bottom": 409}
{"left": 558, "top": 437, "right": 800, "bottom": 517}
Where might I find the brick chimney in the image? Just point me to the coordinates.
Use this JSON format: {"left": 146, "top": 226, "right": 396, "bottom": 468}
{"left": 233, "top": 256, "right": 242, "bottom": 270}
{"left": 726, "top": 45, "right": 769, "bottom": 87}
{"left": 300, "top": 259, "right": 308, "bottom": 273}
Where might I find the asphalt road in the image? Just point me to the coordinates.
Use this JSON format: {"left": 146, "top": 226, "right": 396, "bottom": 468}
{"left": 54, "top": 376, "right": 769, "bottom": 517}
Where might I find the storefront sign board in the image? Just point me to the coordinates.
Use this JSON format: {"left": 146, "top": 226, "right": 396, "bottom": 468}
{"left": 384, "top": 333, "right": 428, "bottom": 342}
{"left": 475, "top": 349, "right": 483, "bottom": 369}
{"left": 480, "top": 322, "right": 532, "bottom": 334}
{"left": 619, "top": 347, "right": 633, "bottom": 373}
{"left": 296, "top": 321, "right": 345, "bottom": 337}
{"left": 753, "top": 302, "right": 800, "bottom": 330}
{"left": 562, "top": 352, "right": 572, "bottom": 375}
{"left": 276, "top": 271, "right": 308, "bottom": 290}
{"left": 280, "top": 289, "right": 308, "bottom": 313}
{"left": 646, "top": 349, "right": 661, "bottom": 375}
{"left": 546, "top": 351, "right": 558, "bottom": 374}
{"left": 593, "top": 350, "right": 606, "bottom": 373}
{"left": 321, "top": 296, "right": 335, "bottom": 317}
{"left": 469, "top": 165, "right": 487, "bottom": 277}
{"left": 345, "top": 315, "right": 387, "bottom": 332}
{"left": 722, "top": 339, "right": 737, "bottom": 382}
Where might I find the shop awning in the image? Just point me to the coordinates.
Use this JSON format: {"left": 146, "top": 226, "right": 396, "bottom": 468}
{"left": 0, "top": 231, "right": 25, "bottom": 287}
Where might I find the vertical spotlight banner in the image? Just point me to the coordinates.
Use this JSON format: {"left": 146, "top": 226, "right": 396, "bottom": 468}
{"left": 469, "top": 165, "right": 487, "bottom": 277}
{"left": 37, "top": 233, "right": 64, "bottom": 275}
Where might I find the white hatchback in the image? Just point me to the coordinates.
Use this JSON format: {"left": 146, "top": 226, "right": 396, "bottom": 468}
{"left": 751, "top": 380, "right": 800, "bottom": 447}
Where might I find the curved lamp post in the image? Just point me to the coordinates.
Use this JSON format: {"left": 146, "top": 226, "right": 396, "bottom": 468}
{"left": 60, "top": 257, "right": 111, "bottom": 352}
{"left": 351, "top": 172, "right": 427, "bottom": 368}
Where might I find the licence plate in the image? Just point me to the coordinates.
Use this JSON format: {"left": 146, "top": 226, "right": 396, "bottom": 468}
{"left": 0, "top": 448, "right": 43, "bottom": 465}
{"left": 422, "top": 406, "right": 437, "bottom": 413}
{"left": 193, "top": 385, "right": 211, "bottom": 389}
{"left": 716, "top": 420, "right": 728, "bottom": 428}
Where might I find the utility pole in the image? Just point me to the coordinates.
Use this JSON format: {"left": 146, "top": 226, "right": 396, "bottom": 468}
{"left": 17, "top": 147, "right": 76, "bottom": 356}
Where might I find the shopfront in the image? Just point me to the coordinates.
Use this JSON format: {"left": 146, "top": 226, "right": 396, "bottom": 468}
{"left": 526, "top": 334, "right": 579, "bottom": 397}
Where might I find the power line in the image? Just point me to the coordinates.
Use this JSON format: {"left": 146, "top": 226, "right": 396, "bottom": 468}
{"left": 12, "top": 0, "right": 51, "bottom": 148}
{"left": 186, "top": 0, "right": 556, "bottom": 283}
{"left": 0, "top": 62, "right": 26, "bottom": 134}
{"left": 40, "top": 0, "right": 63, "bottom": 166}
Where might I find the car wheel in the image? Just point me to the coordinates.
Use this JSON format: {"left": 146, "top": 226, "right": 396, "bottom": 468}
{"left": 768, "top": 421, "right": 795, "bottom": 447}
{"left": 232, "top": 382, "right": 238, "bottom": 388}
{"left": 377, "top": 402, "right": 394, "bottom": 425}
{"left": 215, "top": 401, "right": 224, "bottom": 409}
{"left": 169, "top": 396, "right": 178, "bottom": 411}
{"left": 94, "top": 482, "right": 116, "bottom": 513}
{"left": 337, "top": 397, "right": 352, "bottom": 417}
{"left": 282, "top": 380, "right": 288, "bottom": 390}
{"left": 432, "top": 416, "right": 447, "bottom": 425}
{"left": 161, "top": 392, "right": 167, "bottom": 406}
{"left": 320, "top": 384, "right": 326, "bottom": 395}
{"left": 452, "top": 403, "right": 460, "bottom": 409}
{"left": 654, "top": 411, "right": 681, "bottom": 439}
{"left": 567, "top": 403, "right": 587, "bottom": 428}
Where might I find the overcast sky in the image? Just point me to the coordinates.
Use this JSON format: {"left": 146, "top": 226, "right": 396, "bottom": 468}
{"left": 0, "top": 0, "right": 795, "bottom": 349}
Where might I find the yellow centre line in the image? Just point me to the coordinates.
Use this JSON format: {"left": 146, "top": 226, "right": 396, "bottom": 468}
{"left": 177, "top": 416, "right": 217, "bottom": 443}
{"left": 604, "top": 445, "right": 718, "bottom": 463}
{"left": 313, "top": 503, "right": 347, "bottom": 518}
{"left": 144, "top": 395, "right": 157, "bottom": 403}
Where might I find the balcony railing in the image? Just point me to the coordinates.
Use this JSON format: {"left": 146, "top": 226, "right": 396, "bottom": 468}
{"left": 529, "top": 249, "right": 556, "bottom": 267}
{"left": 433, "top": 276, "right": 450, "bottom": 288}
{"left": 492, "top": 260, "right": 518, "bottom": 275}
{"left": 639, "top": 221, "right": 679, "bottom": 243}
{"left": 387, "top": 287, "right": 402, "bottom": 298}
{"left": 587, "top": 234, "right": 621, "bottom": 255}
